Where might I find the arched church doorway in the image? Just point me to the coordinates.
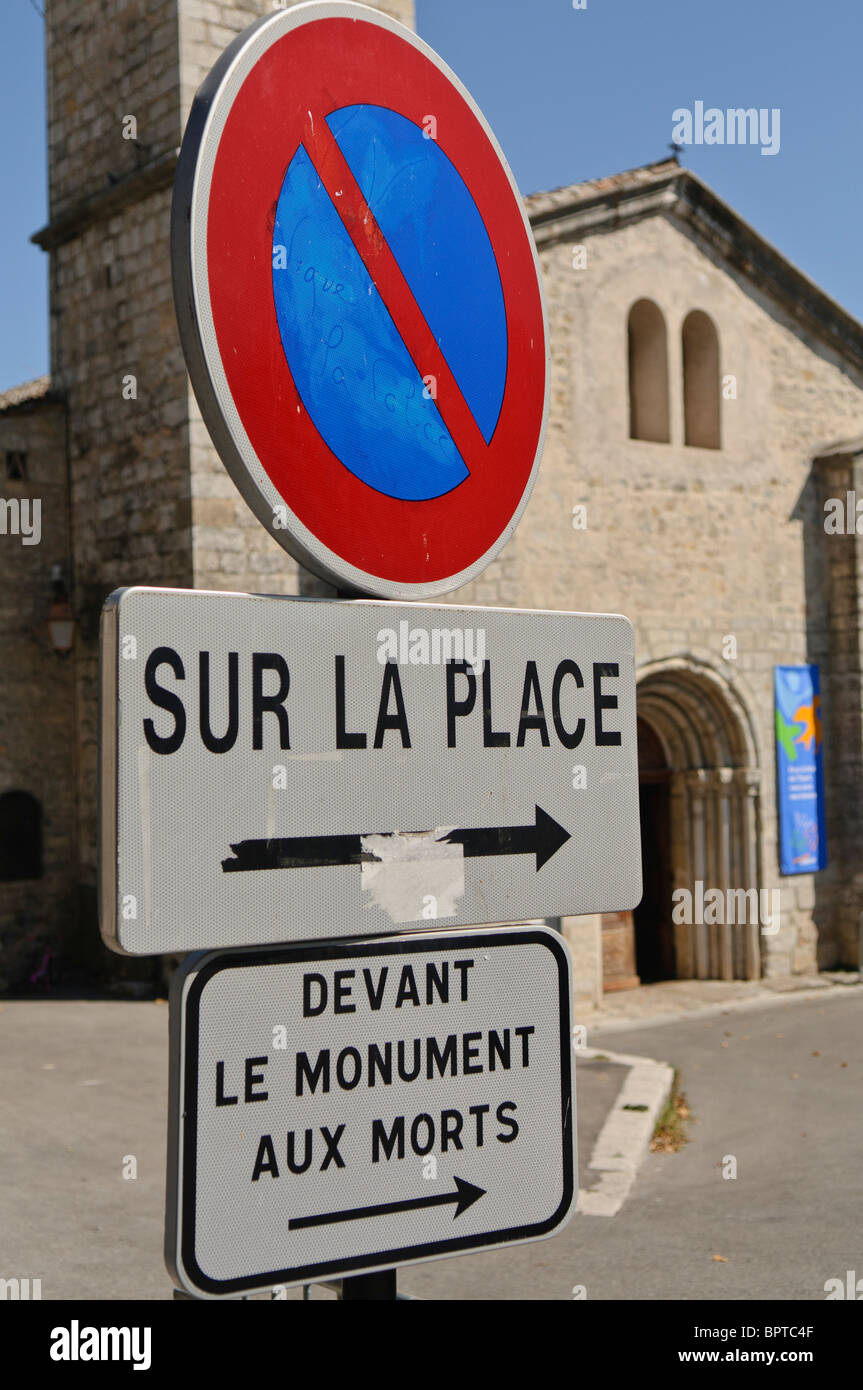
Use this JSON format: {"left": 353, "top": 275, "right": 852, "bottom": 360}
{"left": 632, "top": 662, "right": 762, "bottom": 982}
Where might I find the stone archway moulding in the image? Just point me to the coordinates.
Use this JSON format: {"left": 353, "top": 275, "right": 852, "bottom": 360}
{"left": 633, "top": 650, "right": 763, "bottom": 981}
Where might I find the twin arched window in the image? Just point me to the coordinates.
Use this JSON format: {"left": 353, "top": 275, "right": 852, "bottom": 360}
{"left": 628, "top": 299, "right": 670, "bottom": 443}
{"left": 628, "top": 301, "right": 720, "bottom": 449}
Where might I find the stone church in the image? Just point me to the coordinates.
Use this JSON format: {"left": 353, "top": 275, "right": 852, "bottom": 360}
{"left": 2, "top": 0, "right": 862, "bottom": 1004}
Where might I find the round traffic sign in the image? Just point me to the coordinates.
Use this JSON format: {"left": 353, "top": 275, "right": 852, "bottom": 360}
{"left": 172, "top": 1, "right": 548, "bottom": 598}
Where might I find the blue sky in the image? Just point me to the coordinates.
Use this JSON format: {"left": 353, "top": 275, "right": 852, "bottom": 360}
{"left": 2, "top": 0, "right": 861, "bottom": 392}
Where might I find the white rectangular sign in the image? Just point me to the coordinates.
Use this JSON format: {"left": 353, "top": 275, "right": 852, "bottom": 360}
{"left": 100, "top": 587, "right": 641, "bottom": 953}
{"left": 165, "top": 928, "right": 575, "bottom": 1296}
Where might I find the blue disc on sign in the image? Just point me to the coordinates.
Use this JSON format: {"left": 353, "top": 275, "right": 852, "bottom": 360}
{"left": 272, "top": 105, "right": 507, "bottom": 502}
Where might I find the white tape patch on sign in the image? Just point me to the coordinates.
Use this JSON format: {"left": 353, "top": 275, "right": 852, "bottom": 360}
{"left": 359, "top": 827, "right": 465, "bottom": 922}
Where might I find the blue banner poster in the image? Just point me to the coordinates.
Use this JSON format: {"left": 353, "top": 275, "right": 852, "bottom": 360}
{"left": 774, "top": 665, "right": 827, "bottom": 875}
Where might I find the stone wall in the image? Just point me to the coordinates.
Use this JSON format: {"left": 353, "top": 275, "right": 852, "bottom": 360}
{"left": 813, "top": 443, "right": 863, "bottom": 968}
{"left": 0, "top": 390, "right": 77, "bottom": 987}
{"left": 46, "top": 0, "right": 181, "bottom": 218}
{"left": 39, "top": 0, "right": 416, "bottom": 980}
{"left": 34, "top": 0, "right": 862, "bottom": 988}
{"left": 47, "top": 189, "right": 194, "bottom": 897}
{"left": 448, "top": 209, "right": 863, "bottom": 974}
{"left": 45, "top": 1, "right": 192, "bottom": 977}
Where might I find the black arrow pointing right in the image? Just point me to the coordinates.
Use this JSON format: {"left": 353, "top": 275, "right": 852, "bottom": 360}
{"left": 222, "top": 805, "right": 570, "bottom": 874}
{"left": 442, "top": 804, "right": 571, "bottom": 872}
{"left": 287, "top": 1176, "right": 486, "bottom": 1231}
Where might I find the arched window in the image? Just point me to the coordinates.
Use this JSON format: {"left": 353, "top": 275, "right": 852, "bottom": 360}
{"left": 0, "top": 791, "right": 43, "bottom": 881}
{"left": 682, "top": 310, "right": 721, "bottom": 449}
{"left": 628, "top": 299, "right": 670, "bottom": 443}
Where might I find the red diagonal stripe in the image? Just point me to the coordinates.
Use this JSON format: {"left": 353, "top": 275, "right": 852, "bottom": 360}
{"left": 301, "top": 111, "right": 489, "bottom": 470}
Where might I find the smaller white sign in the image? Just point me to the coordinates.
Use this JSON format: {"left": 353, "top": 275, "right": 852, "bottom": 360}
{"left": 165, "top": 928, "right": 576, "bottom": 1296}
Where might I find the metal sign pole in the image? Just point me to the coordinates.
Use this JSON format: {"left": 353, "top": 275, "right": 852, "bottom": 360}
{"left": 340, "top": 1270, "right": 397, "bottom": 1301}
{"left": 334, "top": 589, "right": 396, "bottom": 1305}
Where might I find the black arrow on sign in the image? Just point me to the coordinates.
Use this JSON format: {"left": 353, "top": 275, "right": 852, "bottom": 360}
{"left": 442, "top": 804, "right": 571, "bottom": 872}
{"left": 221, "top": 804, "right": 570, "bottom": 874}
{"left": 287, "top": 1176, "right": 486, "bottom": 1231}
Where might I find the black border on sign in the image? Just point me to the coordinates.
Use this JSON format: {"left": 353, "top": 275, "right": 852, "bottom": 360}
{"left": 178, "top": 929, "right": 574, "bottom": 1296}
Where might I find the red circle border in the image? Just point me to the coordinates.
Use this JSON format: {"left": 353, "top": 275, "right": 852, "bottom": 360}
{"left": 206, "top": 16, "right": 546, "bottom": 585}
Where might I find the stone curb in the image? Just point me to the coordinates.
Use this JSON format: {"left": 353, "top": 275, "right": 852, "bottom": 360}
{"left": 576, "top": 1045, "right": 674, "bottom": 1218}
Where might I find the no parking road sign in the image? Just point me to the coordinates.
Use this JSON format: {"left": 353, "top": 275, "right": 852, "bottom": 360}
{"left": 172, "top": 2, "right": 548, "bottom": 598}
{"left": 165, "top": 929, "right": 575, "bottom": 1296}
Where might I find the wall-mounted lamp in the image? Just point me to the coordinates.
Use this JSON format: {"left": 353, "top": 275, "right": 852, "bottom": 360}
{"left": 47, "top": 564, "right": 75, "bottom": 656}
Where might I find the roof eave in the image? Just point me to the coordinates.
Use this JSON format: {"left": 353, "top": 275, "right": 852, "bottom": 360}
{"left": 528, "top": 164, "right": 863, "bottom": 378}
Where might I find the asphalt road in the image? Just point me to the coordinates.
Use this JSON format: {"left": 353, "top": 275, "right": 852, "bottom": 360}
{"left": 0, "top": 988, "right": 859, "bottom": 1301}
{"left": 541, "top": 988, "right": 862, "bottom": 1303}
{"left": 0, "top": 997, "right": 623, "bottom": 1301}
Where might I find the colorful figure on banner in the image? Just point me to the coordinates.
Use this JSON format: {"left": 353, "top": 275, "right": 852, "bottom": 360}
{"left": 774, "top": 666, "right": 827, "bottom": 874}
